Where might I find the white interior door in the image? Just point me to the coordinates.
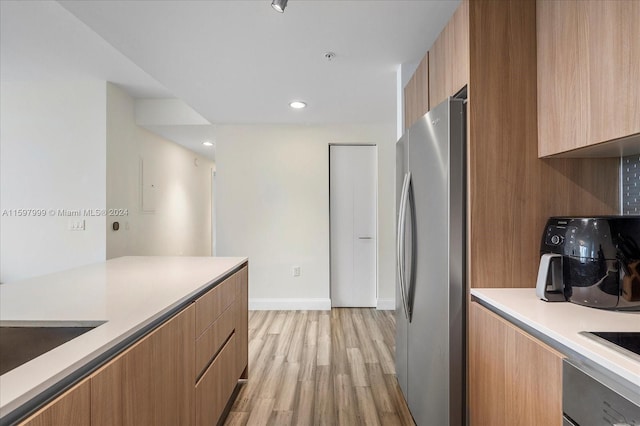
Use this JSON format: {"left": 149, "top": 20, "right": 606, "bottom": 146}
{"left": 330, "top": 145, "right": 377, "bottom": 307}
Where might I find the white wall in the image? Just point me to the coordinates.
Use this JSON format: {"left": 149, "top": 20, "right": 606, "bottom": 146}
{"left": 215, "top": 123, "right": 396, "bottom": 310}
{"left": 106, "top": 84, "right": 214, "bottom": 258}
{"left": 0, "top": 81, "right": 107, "bottom": 283}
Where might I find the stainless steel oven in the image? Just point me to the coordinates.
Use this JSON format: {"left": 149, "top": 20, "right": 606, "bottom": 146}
{"left": 563, "top": 360, "right": 639, "bottom": 425}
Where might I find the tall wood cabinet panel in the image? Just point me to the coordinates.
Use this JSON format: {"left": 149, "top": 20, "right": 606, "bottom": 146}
{"left": 403, "top": 54, "right": 429, "bottom": 130}
{"left": 538, "top": 0, "right": 640, "bottom": 156}
{"left": 19, "top": 379, "right": 90, "bottom": 426}
{"left": 469, "top": 302, "right": 563, "bottom": 426}
{"left": 468, "top": 0, "right": 542, "bottom": 289}
{"left": 467, "top": 0, "right": 618, "bottom": 289}
{"left": 428, "top": 0, "right": 469, "bottom": 109}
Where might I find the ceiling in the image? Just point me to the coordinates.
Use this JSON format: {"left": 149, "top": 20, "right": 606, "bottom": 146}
{"left": 1, "top": 0, "right": 460, "bottom": 158}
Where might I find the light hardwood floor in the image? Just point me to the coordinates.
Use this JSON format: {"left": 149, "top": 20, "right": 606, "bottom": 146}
{"left": 224, "top": 309, "right": 415, "bottom": 426}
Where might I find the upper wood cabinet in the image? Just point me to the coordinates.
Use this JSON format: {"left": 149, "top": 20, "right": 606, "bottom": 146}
{"left": 402, "top": 0, "right": 619, "bottom": 290}
{"left": 428, "top": 1, "right": 469, "bottom": 109}
{"left": 403, "top": 55, "right": 429, "bottom": 130}
{"left": 403, "top": 2, "right": 469, "bottom": 130}
{"left": 469, "top": 302, "right": 564, "bottom": 425}
{"left": 537, "top": 0, "right": 640, "bottom": 157}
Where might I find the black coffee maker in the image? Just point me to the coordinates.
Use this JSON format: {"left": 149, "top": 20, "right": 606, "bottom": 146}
{"left": 536, "top": 216, "right": 640, "bottom": 310}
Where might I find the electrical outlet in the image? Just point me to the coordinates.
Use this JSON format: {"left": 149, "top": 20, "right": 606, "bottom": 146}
{"left": 292, "top": 266, "right": 301, "bottom": 277}
{"left": 68, "top": 219, "right": 85, "bottom": 231}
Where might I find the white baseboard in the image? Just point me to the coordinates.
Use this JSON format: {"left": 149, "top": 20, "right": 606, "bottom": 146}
{"left": 249, "top": 298, "right": 332, "bottom": 311}
{"left": 376, "top": 298, "right": 395, "bottom": 310}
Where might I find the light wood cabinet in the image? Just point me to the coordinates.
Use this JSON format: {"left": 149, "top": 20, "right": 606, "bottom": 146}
{"left": 537, "top": 0, "right": 640, "bottom": 157}
{"left": 16, "top": 263, "right": 249, "bottom": 426}
{"left": 195, "top": 334, "right": 238, "bottom": 426}
{"left": 584, "top": 0, "right": 640, "bottom": 147}
{"left": 195, "top": 272, "right": 236, "bottom": 337}
{"left": 469, "top": 302, "right": 564, "bottom": 426}
{"left": 428, "top": 0, "right": 469, "bottom": 109}
{"left": 19, "top": 379, "right": 90, "bottom": 426}
{"left": 536, "top": 0, "right": 585, "bottom": 156}
{"left": 195, "top": 301, "right": 236, "bottom": 378}
{"left": 91, "top": 357, "right": 123, "bottom": 426}
{"left": 91, "top": 304, "right": 195, "bottom": 426}
{"left": 403, "top": 54, "right": 429, "bottom": 130}
{"left": 194, "top": 265, "right": 248, "bottom": 424}
{"left": 403, "top": 0, "right": 619, "bottom": 290}
{"left": 403, "top": 1, "right": 469, "bottom": 130}
{"left": 467, "top": 0, "right": 618, "bottom": 289}
{"left": 235, "top": 266, "right": 249, "bottom": 379}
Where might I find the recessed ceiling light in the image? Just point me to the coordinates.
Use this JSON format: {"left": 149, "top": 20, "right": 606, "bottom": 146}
{"left": 202, "top": 141, "right": 214, "bottom": 147}
{"left": 289, "top": 101, "right": 307, "bottom": 109}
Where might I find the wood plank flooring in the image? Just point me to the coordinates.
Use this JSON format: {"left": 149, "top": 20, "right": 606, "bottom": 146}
{"left": 224, "top": 309, "right": 414, "bottom": 426}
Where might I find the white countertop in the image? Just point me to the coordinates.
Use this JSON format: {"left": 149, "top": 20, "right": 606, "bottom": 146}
{"left": 0, "top": 256, "right": 247, "bottom": 419}
{"left": 471, "top": 288, "right": 640, "bottom": 391}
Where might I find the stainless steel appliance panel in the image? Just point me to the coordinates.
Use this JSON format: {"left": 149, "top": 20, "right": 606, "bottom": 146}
{"left": 395, "top": 132, "right": 409, "bottom": 398}
{"left": 563, "top": 360, "right": 640, "bottom": 425}
{"left": 396, "top": 97, "right": 466, "bottom": 426}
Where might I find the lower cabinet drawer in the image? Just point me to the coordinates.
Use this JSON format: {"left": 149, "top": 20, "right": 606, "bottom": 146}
{"left": 195, "top": 274, "right": 236, "bottom": 337}
{"left": 195, "top": 333, "right": 238, "bottom": 426}
{"left": 195, "top": 301, "right": 236, "bottom": 379}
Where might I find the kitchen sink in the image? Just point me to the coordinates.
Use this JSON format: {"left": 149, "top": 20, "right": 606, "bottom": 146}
{"left": 0, "top": 324, "right": 101, "bottom": 375}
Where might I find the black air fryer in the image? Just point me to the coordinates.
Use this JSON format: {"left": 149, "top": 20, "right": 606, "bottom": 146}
{"left": 537, "top": 216, "right": 640, "bottom": 310}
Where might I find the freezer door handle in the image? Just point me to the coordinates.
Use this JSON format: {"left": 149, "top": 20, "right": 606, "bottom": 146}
{"left": 405, "top": 176, "right": 414, "bottom": 321}
{"left": 397, "top": 172, "right": 411, "bottom": 320}
{"left": 397, "top": 173, "right": 408, "bottom": 319}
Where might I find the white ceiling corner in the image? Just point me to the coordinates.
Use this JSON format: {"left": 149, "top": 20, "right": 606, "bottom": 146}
{"left": 2, "top": 0, "right": 460, "bottom": 157}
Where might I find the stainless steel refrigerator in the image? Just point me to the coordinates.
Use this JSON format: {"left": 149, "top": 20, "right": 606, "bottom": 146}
{"left": 396, "top": 97, "right": 466, "bottom": 425}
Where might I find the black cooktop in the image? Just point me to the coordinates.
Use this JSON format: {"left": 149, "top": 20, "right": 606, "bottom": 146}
{"left": 589, "top": 332, "right": 640, "bottom": 358}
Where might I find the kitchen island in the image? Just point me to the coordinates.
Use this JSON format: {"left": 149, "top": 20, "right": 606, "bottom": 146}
{"left": 0, "top": 256, "right": 248, "bottom": 425}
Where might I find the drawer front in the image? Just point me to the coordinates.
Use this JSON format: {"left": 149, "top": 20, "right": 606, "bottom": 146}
{"left": 195, "top": 274, "right": 236, "bottom": 337}
{"left": 195, "top": 301, "right": 236, "bottom": 379}
{"left": 195, "top": 334, "right": 237, "bottom": 426}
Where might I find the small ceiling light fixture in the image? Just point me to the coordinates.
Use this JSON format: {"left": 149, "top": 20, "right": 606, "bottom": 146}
{"left": 289, "top": 101, "right": 307, "bottom": 109}
{"left": 202, "top": 141, "right": 214, "bottom": 147}
{"left": 271, "top": 0, "right": 288, "bottom": 13}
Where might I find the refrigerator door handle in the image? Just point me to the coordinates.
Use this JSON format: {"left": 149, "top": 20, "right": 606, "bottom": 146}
{"left": 397, "top": 172, "right": 411, "bottom": 320}
{"left": 397, "top": 173, "right": 408, "bottom": 319}
{"left": 406, "top": 174, "right": 414, "bottom": 321}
